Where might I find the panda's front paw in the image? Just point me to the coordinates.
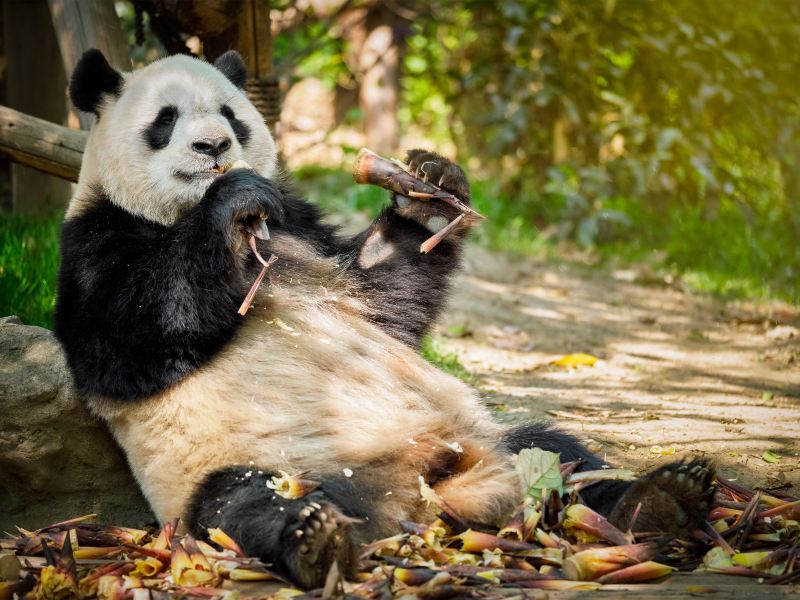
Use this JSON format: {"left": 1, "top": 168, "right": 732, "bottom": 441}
{"left": 405, "top": 149, "right": 471, "bottom": 201}
{"left": 608, "top": 458, "right": 715, "bottom": 535}
{"left": 281, "top": 495, "right": 360, "bottom": 589}
{"left": 393, "top": 149, "right": 472, "bottom": 235}
{"left": 204, "top": 169, "right": 285, "bottom": 242}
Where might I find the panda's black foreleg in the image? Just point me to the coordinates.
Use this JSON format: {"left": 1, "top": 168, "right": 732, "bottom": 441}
{"left": 345, "top": 150, "right": 473, "bottom": 347}
{"left": 186, "top": 467, "right": 374, "bottom": 590}
{"left": 502, "top": 422, "right": 715, "bottom": 535}
{"left": 54, "top": 169, "right": 287, "bottom": 400}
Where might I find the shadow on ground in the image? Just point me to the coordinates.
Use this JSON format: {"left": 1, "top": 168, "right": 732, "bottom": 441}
{"left": 438, "top": 246, "right": 800, "bottom": 490}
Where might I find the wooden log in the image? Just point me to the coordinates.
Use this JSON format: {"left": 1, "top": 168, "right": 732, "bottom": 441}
{"left": 0, "top": 105, "right": 87, "bottom": 183}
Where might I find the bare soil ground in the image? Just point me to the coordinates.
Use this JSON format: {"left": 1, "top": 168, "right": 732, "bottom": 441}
{"left": 437, "top": 246, "right": 800, "bottom": 492}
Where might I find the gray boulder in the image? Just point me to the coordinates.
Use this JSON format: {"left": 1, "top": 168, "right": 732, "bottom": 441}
{"left": 0, "top": 316, "right": 154, "bottom": 531}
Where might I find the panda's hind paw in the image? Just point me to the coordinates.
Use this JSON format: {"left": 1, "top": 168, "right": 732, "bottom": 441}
{"left": 649, "top": 458, "right": 715, "bottom": 508}
{"left": 608, "top": 458, "right": 715, "bottom": 536}
{"left": 283, "top": 498, "right": 360, "bottom": 589}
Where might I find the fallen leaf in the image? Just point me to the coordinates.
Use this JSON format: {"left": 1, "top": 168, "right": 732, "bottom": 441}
{"left": 550, "top": 353, "right": 599, "bottom": 368}
{"left": 761, "top": 451, "right": 781, "bottom": 464}
{"left": 0, "top": 554, "right": 20, "bottom": 581}
{"left": 515, "top": 448, "right": 564, "bottom": 498}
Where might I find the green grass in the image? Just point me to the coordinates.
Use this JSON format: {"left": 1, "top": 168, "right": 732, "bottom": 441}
{"left": 420, "top": 334, "right": 475, "bottom": 384}
{"left": 596, "top": 196, "right": 800, "bottom": 303}
{"left": 0, "top": 212, "right": 62, "bottom": 328}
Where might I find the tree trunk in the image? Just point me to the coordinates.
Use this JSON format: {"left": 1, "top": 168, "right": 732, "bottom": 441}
{"left": 3, "top": 0, "right": 72, "bottom": 214}
{"left": 343, "top": 4, "right": 406, "bottom": 156}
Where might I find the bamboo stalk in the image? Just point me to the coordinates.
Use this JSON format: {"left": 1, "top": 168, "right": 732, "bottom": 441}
{"left": 353, "top": 148, "right": 484, "bottom": 221}
{"left": 353, "top": 148, "right": 485, "bottom": 252}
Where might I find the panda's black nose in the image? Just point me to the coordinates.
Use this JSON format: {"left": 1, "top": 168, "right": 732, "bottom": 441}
{"left": 191, "top": 136, "right": 232, "bottom": 157}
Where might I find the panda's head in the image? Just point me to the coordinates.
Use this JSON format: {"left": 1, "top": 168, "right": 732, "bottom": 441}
{"left": 68, "top": 50, "right": 277, "bottom": 225}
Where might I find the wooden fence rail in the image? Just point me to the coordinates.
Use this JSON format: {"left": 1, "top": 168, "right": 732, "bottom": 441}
{"left": 0, "top": 104, "right": 86, "bottom": 182}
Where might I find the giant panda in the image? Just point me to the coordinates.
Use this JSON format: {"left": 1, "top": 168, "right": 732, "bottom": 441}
{"left": 54, "top": 49, "right": 715, "bottom": 589}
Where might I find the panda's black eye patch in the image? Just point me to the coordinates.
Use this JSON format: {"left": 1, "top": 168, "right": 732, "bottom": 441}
{"left": 220, "top": 104, "right": 251, "bottom": 146}
{"left": 143, "top": 105, "right": 178, "bottom": 151}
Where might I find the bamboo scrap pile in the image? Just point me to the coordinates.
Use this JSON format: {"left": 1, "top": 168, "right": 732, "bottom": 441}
{"left": 1, "top": 450, "right": 797, "bottom": 599}
{"left": 0, "top": 517, "right": 281, "bottom": 600}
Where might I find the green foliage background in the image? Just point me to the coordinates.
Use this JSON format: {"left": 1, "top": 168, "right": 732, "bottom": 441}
{"left": 277, "top": 0, "right": 800, "bottom": 301}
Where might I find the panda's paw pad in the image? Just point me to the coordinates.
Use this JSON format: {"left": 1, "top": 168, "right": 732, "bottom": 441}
{"left": 647, "top": 458, "right": 716, "bottom": 522}
{"left": 285, "top": 500, "right": 358, "bottom": 588}
{"left": 294, "top": 502, "right": 345, "bottom": 562}
{"left": 612, "top": 458, "right": 715, "bottom": 535}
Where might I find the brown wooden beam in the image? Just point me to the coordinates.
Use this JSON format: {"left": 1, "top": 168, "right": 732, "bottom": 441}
{"left": 0, "top": 105, "right": 87, "bottom": 183}
{"left": 236, "top": 0, "right": 272, "bottom": 78}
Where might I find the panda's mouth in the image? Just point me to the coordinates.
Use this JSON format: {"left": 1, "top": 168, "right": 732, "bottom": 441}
{"left": 174, "top": 169, "right": 224, "bottom": 182}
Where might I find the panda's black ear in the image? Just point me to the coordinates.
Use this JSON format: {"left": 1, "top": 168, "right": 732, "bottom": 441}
{"left": 69, "top": 49, "right": 123, "bottom": 114}
{"left": 213, "top": 51, "right": 247, "bottom": 89}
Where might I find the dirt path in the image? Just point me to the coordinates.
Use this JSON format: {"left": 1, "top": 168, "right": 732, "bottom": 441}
{"left": 437, "top": 246, "right": 800, "bottom": 491}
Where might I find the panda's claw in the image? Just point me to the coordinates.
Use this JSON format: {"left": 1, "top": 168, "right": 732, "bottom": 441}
{"left": 404, "top": 150, "right": 470, "bottom": 201}
{"left": 283, "top": 498, "right": 359, "bottom": 589}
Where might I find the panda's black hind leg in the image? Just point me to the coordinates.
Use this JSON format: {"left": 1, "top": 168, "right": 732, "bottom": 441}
{"left": 608, "top": 458, "right": 715, "bottom": 535}
{"left": 186, "top": 467, "right": 363, "bottom": 589}
{"left": 344, "top": 149, "right": 473, "bottom": 347}
{"left": 502, "top": 422, "right": 715, "bottom": 534}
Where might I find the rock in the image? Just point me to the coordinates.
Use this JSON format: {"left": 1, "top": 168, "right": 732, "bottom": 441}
{"left": 0, "top": 317, "right": 154, "bottom": 531}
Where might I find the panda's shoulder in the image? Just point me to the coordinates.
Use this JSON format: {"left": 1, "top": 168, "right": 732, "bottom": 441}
{"left": 62, "top": 190, "right": 163, "bottom": 256}
{"left": 274, "top": 176, "right": 343, "bottom": 256}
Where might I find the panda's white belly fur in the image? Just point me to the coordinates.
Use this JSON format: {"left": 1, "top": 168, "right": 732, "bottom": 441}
{"left": 87, "top": 280, "right": 518, "bottom": 526}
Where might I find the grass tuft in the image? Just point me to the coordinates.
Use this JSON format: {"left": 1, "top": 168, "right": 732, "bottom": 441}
{"left": 420, "top": 334, "right": 475, "bottom": 384}
{"left": 0, "top": 212, "right": 62, "bottom": 328}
